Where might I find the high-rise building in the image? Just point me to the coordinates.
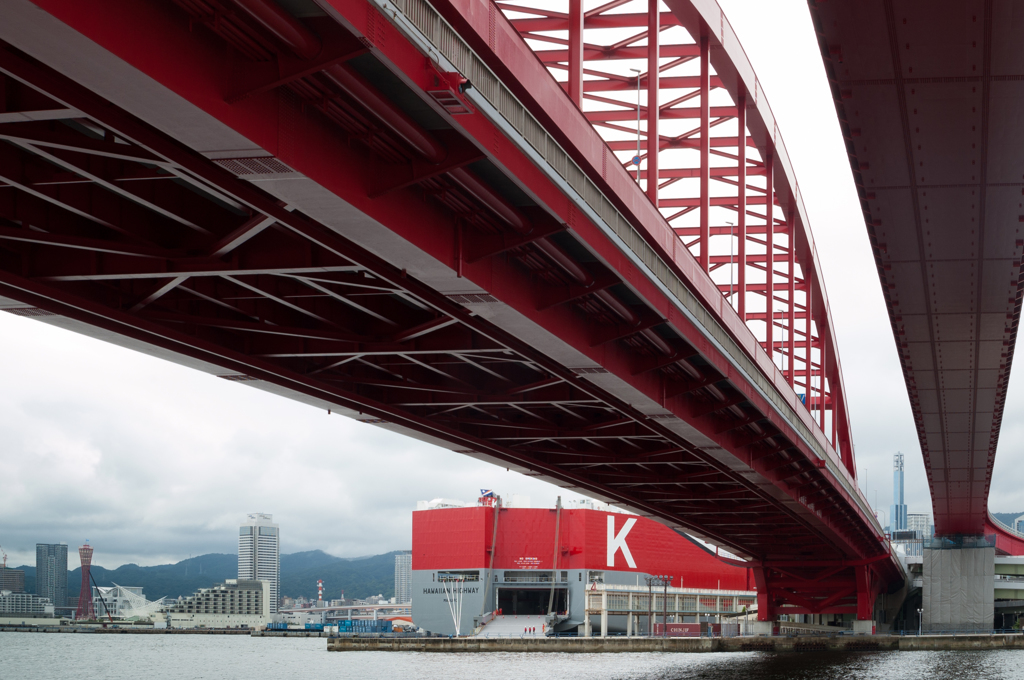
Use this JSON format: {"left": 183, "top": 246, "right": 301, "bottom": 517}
{"left": 0, "top": 567, "right": 25, "bottom": 593}
{"left": 890, "top": 453, "right": 908, "bottom": 532}
{"left": 907, "top": 513, "right": 934, "bottom": 541}
{"left": 239, "top": 513, "right": 280, "bottom": 613}
{"left": 395, "top": 550, "right": 412, "bottom": 604}
{"left": 35, "top": 544, "right": 68, "bottom": 608}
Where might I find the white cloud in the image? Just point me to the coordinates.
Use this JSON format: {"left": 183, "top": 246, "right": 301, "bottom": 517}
{"left": 0, "top": 312, "right": 591, "bottom": 568}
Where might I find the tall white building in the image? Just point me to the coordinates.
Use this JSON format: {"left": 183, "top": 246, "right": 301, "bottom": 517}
{"left": 395, "top": 551, "right": 412, "bottom": 604}
{"left": 239, "top": 513, "right": 280, "bottom": 613}
{"left": 907, "top": 513, "right": 934, "bottom": 540}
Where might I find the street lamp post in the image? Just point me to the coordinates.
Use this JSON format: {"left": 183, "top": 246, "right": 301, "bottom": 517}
{"left": 644, "top": 575, "right": 654, "bottom": 637}
{"left": 726, "top": 221, "right": 735, "bottom": 308}
{"left": 660, "top": 575, "right": 670, "bottom": 638}
{"left": 630, "top": 68, "right": 641, "bottom": 185}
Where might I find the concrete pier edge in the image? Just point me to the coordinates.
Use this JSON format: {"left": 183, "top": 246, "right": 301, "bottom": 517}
{"left": 327, "top": 634, "right": 1024, "bottom": 653}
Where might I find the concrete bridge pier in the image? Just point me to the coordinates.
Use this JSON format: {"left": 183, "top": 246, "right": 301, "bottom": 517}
{"left": 923, "top": 539, "right": 994, "bottom": 632}
{"left": 852, "top": 620, "right": 875, "bottom": 634}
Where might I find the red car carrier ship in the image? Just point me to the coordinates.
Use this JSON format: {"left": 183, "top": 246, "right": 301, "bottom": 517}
{"left": 412, "top": 493, "right": 756, "bottom": 636}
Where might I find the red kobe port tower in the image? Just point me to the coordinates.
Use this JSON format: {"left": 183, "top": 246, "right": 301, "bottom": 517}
{"left": 75, "top": 544, "right": 95, "bottom": 620}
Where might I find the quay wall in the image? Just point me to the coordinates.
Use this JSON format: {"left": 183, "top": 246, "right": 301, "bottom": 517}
{"left": 328, "top": 634, "right": 1024, "bottom": 653}
{"left": 0, "top": 625, "right": 249, "bottom": 635}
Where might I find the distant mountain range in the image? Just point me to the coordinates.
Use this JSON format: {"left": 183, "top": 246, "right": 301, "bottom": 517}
{"left": 14, "top": 550, "right": 401, "bottom": 603}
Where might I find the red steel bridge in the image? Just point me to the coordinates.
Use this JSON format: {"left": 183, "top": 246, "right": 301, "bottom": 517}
{"left": 0, "top": 0, "right": 916, "bottom": 621}
{"left": 811, "top": 0, "right": 1024, "bottom": 554}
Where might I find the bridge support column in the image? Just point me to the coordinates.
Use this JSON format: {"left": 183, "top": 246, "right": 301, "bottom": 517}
{"left": 855, "top": 563, "right": 884, "bottom": 625}
{"left": 752, "top": 567, "right": 775, "bottom": 623}
{"left": 922, "top": 539, "right": 994, "bottom": 632}
{"left": 852, "top": 620, "right": 875, "bottom": 635}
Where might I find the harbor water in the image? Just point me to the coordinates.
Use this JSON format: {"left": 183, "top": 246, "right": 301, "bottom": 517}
{"left": 5, "top": 633, "right": 1024, "bottom": 679}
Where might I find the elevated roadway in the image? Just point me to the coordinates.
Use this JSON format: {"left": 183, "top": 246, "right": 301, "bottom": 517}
{"left": 811, "top": 0, "right": 1024, "bottom": 551}
{"left": 0, "top": 0, "right": 903, "bottom": 616}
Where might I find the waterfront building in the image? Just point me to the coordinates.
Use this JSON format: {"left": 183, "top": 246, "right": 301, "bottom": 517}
{"left": 93, "top": 585, "right": 165, "bottom": 619}
{"left": 890, "top": 453, "right": 908, "bottom": 533}
{"left": 0, "top": 591, "right": 54, "bottom": 617}
{"left": 166, "top": 579, "right": 270, "bottom": 629}
{"left": 35, "top": 544, "right": 67, "bottom": 608}
{"left": 238, "top": 513, "right": 280, "bottom": 614}
{"left": 0, "top": 566, "right": 25, "bottom": 593}
{"left": 395, "top": 550, "right": 412, "bottom": 604}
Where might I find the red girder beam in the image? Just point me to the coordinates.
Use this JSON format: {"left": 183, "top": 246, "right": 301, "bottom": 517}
{"left": 567, "top": 0, "right": 583, "bottom": 106}
{"left": 736, "top": 90, "right": 746, "bottom": 321}
{"left": 509, "top": 11, "right": 684, "bottom": 32}
{"left": 698, "top": 25, "right": 710, "bottom": 272}
{"left": 645, "top": 0, "right": 658, "bottom": 207}
{"left": 585, "top": 106, "right": 737, "bottom": 123}
{"left": 764, "top": 145, "right": 775, "bottom": 368}
{"left": 581, "top": 75, "right": 723, "bottom": 93}
{"left": 805, "top": 274, "right": 814, "bottom": 416}
{"left": 604, "top": 136, "right": 751, "bottom": 151}
{"left": 533, "top": 43, "right": 699, "bottom": 64}
{"left": 660, "top": 195, "right": 772, "bottom": 209}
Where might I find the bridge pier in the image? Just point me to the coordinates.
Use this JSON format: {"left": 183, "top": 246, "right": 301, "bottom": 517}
{"left": 852, "top": 620, "right": 875, "bottom": 635}
{"left": 922, "top": 538, "right": 994, "bottom": 632}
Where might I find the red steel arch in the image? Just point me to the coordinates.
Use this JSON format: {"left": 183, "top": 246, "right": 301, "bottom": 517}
{"left": 482, "top": 0, "right": 855, "bottom": 475}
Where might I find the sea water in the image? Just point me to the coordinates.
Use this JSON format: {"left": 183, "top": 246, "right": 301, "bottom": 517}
{"left": 4, "top": 633, "right": 1024, "bottom": 680}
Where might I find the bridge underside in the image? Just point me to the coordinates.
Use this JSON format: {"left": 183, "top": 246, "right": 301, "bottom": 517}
{"left": 812, "top": 0, "right": 1024, "bottom": 542}
{"left": 0, "top": 0, "right": 901, "bottom": 610}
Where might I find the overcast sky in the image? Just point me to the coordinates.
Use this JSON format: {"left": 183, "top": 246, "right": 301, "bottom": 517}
{"left": 2, "top": 0, "right": 1023, "bottom": 570}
